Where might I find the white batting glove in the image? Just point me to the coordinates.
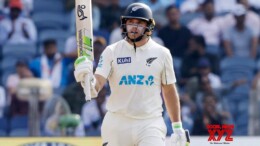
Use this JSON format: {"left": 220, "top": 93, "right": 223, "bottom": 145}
{"left": 74, "top": 56, "right": 93, "bottom": 82}
{"left": 74, "top": 56, "right": 98, "bottom": 98}
{"left": 171, "top": 122, "right": 190, "bottom": 146}
{"left": 80, "top": 75, "right": 98, "bottom": 98}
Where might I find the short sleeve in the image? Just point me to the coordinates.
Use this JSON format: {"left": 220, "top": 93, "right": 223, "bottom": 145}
{"left": 95, "top": 47, "right": 113, "bottom": 79}
{"left": 6, "top": 74, "right": 19, "bottom": 88}
{"left": 161, "top": 50, "right": 176, "bottom": 85}
{"left": 25, "top": 19, "right": 37, "bottom": 42}
{"left": 223, "top": 27, "right": 231, "bottom": 41}
{"left": 250, "top": 26, "right": 258, "bottom": 37}
{"left": 187, "top": 19, "right": 200, "bottom": 35}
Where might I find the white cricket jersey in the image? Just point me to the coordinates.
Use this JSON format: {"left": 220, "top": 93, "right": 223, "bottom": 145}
{"left": 95, "top": 38, "right": 176, "bottom": 119}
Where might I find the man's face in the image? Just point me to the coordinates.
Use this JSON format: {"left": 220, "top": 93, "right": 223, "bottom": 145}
{"left": 44, "top": 44, "right": 57, "bottom": 58}
{"left": 16, "top": 65, "right": 26, "bottom": 76}
{"left": 199, "top": 67, "right": 210, "bottom": 76}
{"left": 150, "top": 0, "right": 157, "bottom": 3}
{"left": 203, "top": 95, "right": 216, "bottom": 114}
{"left": 239, "top": 0, "right": 249, "bottom": 9}
{"left": 110, "top": 0, "right": 119, "bottom": 5}
{"left": 188, "top": 38, "right": 199, "bottom": 52}
{"left": 10, "top": 8, "right": 21, "bottom": 20}
{"left": 200, "top": 77, "right": 212, "bottom": 93}
{"left": 16, "top": 65, "right": 31, "bottom": 78}
{"left": 203, "top": 3, "right": 214, "bottom": 18}
{"left": 126, "top": 18, "right": 147, "bottom": 40}
{"left": 166, "top": 7, "right": 180, "bottom": 24}
{"left": 235, "top": 15, "right": 245, "bottom": 25}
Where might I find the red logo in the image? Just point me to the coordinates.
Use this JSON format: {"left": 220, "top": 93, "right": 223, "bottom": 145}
{"left": 207, "top": 124, "right": 234, "bottom": 144}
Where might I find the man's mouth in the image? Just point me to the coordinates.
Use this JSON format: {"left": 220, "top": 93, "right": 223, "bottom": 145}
{"left": 130, "top": 32, "right": 138, "bottom": 34}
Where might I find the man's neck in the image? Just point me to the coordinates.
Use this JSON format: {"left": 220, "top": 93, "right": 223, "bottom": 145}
{"left": 170, "top": 22, "right": 181, "bottom": 29}
{"left": 205, "top": 15, "right": 213, "bottom": 21}
{"left": 236, "top": 25, "right": 245, "bottom": 31}
{"left": 198, "top": 48, "right": 205, "bottom": 55}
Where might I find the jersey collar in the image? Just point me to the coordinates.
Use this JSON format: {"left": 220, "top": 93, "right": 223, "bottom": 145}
{"left": 124, "top": 38, "right": 152, "bottom": 51}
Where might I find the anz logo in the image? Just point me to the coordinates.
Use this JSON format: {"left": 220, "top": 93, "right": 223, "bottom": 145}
{"left": 119, "top": 75, "right": 154, "bottom": 86}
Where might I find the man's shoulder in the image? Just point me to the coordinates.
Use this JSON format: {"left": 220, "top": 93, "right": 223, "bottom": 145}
{"left": 105, "top": 40, "right": 121, "bottom": 51}
{"left": 18, "top": 17, "right": 32, "bottom": 22}
{"left": 108, "top": 39, "right": 123, "bottom": 47}
{"left": 106, "top": 39, "right": 129, "bottom": 51}
{"left": 223, "top": 25, "right": 234, "bottom": 33}
{"left": 158, "top": 25, "right": 171, "bottom": 33}
{"left": 7, "top": 74, "right": 19, "bottom": 80}
{"left": 248, "top": 10, "right": 260, "bottom": 20}
{"left": 188, "top": 17, "right": 204, "bottom": 25}
{"left": 0, "top": 18, "right": 10, "bottom": 25}
{"left": 150, "top": 39, "right": 171, "bottom": 55}
{"left": 150, "top": 38, "right": 166, "bottom": 47}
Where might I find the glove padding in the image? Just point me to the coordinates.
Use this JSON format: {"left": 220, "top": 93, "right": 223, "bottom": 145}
{"left": 74, "top": 56, "right": 98, "bottom": 98}
{"left": 171, "top": 122, "right": 190, "bottom": 146}
{"left": 74, "top": 56, "right": 93, "bottom": 82}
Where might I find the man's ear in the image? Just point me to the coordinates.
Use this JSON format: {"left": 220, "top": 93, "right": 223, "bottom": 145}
{"left": 146, "top": 31, "right": 152, "bottom": 36}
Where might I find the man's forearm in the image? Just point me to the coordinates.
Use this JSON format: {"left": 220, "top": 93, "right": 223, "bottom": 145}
{"left": 251, "top": 37, "right": 258, "bottom": 59}
{"left": 162, "top": 84, "right": 181, "bottom": 122}
{"left": 94, "top": 74, "right": 107, "bottom": 93}
{"left": 223, "top": 41, "right": 233, "bottom": 56}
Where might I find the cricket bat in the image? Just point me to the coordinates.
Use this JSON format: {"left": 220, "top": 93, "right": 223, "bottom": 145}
{"left": 75, "top": 0, "right": 94, "bottom": 101}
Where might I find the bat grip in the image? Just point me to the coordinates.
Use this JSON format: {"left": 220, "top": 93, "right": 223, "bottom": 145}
{"left": 84, "top": 74, "right": 91, "bottom": 101}
{"left": 185, "top": 129, "right": 191, "bottom": 143}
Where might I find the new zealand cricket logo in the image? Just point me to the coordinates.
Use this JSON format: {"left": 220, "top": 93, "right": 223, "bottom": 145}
{"left": 77, "top": 5, "right": 87, "bottom": 20}
{"left": 146, "top": 57, "right": 157, "bottom": 67}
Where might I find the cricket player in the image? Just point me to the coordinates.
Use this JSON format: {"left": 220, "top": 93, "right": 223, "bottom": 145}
{"left": 74, "top": 2, "right": 190, "bottom": 146}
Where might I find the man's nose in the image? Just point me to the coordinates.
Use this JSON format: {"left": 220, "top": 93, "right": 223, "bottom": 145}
{"left": 131, "top": 23, "right": 139, "bottom": 28}
{"left": 132, "top": 26, "right": 138, "bottom": 30}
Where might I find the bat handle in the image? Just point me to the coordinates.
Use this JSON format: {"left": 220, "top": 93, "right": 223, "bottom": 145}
{"left": 185, "top": 129, "right": 191, "bottom": 143}
{"left": 84, "top": 74, "right": 91, "bottom": 101}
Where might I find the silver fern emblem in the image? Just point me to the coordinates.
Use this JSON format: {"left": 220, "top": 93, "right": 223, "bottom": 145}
{"left": 146, "top": 57, "right": 157, "bottom": 67}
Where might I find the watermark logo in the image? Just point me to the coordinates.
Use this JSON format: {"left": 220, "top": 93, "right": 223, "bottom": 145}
{"left": 207, "top": 124, "right": 234, "bottom": 144}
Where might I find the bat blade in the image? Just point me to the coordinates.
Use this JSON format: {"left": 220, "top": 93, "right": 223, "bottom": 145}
{"left": 75, "top": 0, "right": 93, "bottom": 101}
{"left": 75, "top": 0, "right": 93, "bottom": 61}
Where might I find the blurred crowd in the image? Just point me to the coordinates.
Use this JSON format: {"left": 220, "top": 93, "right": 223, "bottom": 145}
{"left": 0, "top": 0, "right": 259, "bottom": 137}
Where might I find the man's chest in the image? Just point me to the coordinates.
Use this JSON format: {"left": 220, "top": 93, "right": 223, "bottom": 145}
{"left": 110, "top": 51, "right": 163, "bottom": 85}
{"left": 113, "top": 52, "right": 161, "bottom": 73}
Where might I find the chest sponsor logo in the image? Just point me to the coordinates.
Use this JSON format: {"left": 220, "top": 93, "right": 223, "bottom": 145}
{"left": 119, "top": 75, "right": 154, "bottom": 86}
{"left": 117, "top": 57, "right": 131, "bottom": 64}
{"left": 146, "top": 57, "right": 157, "bottom": 67}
